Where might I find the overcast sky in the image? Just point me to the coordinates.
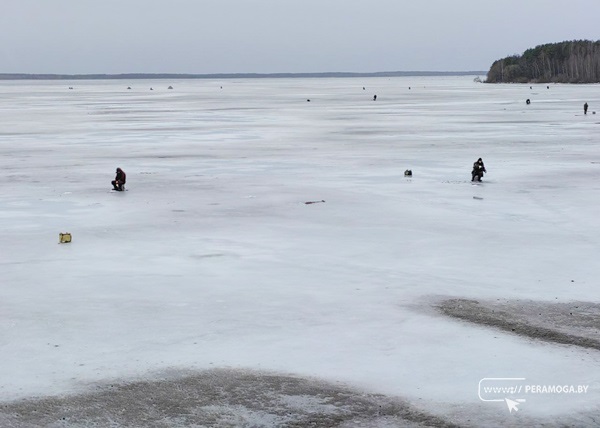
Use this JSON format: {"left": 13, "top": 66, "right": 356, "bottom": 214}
{"left": 1, "top": 0, "right": 599, "bottom": 74}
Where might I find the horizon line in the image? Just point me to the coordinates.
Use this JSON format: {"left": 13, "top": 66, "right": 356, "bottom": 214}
{"left": 0, "top": 70, "right": 487, "bottom": 80}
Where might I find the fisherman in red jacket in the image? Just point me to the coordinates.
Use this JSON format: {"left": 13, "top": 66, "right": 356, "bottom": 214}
{"left": 112, "top": 167, "right": 126, "bottom": 191}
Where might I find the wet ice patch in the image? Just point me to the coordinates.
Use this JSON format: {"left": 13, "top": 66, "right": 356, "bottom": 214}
{"left": 0, "top": 369, "right": 457, "bottom": 427}
{"left": 435, "top": 298, "right": 600, "bottom": 350}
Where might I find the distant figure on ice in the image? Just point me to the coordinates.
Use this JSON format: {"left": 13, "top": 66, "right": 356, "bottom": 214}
{"left": 526, "top": 98, "right": 531, "bottom": 105}
{"left": 373, "top": 95, "right": 377, "bottom": 101}
{"left": 471, "top": 158, "right": 486, "bottom": 182}
{"left": 584, "top": 102, "right": 589, "bottom": 115}
{"left": 112, "top": 168, "right": 126, "bottom": 191}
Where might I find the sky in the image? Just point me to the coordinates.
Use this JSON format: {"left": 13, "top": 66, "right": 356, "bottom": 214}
{"left": 1, "top": 0, "right": 600, "bottom": 74}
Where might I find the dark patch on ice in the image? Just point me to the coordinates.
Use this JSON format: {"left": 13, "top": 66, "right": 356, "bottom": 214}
{"left": 436, "top": 298, "right": 600, "bottom": 351}
{"left": 191, "top": 253, "right": 225, "bottom": 259}
{"left": 0, "top": 369, "right": 459, "bottom": 428}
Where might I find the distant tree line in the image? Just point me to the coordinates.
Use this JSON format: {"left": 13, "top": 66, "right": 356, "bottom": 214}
{"left": 486, "top": 40, "right": 600, "bottom": 83}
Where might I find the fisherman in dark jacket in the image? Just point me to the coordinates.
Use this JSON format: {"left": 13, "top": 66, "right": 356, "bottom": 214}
{"left": 112, "top": 167, "right": 126, "bottom": 191}
{"left": 471, "top": 158, "right": 486, "bottom": 182}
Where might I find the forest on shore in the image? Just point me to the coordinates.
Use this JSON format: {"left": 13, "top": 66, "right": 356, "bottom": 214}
{"left": 486, "top": 40, "right": 600, "bottom": 83}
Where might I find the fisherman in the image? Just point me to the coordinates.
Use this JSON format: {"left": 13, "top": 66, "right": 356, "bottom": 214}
{"left": 584, "top": 102, "right": 589, "bottom": 115}
{"left": 471, "top": 158, "right": 486, "bottom": 182}
{"left": 112, "top": 167, "right": 126, "bottom": 191}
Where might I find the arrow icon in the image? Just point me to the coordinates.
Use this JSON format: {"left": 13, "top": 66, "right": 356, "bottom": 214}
{"left": 505, "top": 398, "right": 520, "bottom": 413}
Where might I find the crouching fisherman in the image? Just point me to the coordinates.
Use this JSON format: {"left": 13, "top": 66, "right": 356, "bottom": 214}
{"left": 112, "top": 167, "right": 126, "bottom": 191}
{"left": 471, "top": 158, "right": 486, "bottom": 182}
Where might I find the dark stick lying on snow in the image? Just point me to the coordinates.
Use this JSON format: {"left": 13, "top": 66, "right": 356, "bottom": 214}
{"left": 304, "top": 200, "right": 326, "bottom": 204}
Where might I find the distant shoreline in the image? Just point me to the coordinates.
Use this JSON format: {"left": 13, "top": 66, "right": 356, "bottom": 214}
{"left": 0, "top": 71, "right": 485, "bottom": 81}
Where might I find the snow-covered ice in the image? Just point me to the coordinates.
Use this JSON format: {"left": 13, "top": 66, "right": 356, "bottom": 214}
{"left": 0, "top": 76, "right": 599, "bottom": 425}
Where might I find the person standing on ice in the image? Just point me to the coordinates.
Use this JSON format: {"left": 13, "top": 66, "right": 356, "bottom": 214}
{"left": 584, "top": 102, "right": 589, "bottom": 115}
{"left": 112, "top": 167, "right": 126, "bottom": 191}
{"left": 471, "top": 158, "right": 486, "bottom": 182}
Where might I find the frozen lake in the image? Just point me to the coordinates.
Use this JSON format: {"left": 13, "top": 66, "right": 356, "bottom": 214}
{"left": 0, "top": 76, "right": 599, "bottom": 426}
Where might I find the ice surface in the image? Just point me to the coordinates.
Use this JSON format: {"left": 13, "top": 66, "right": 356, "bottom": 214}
{"left": 0, "top": 77, "right": 599, "bottom": 423}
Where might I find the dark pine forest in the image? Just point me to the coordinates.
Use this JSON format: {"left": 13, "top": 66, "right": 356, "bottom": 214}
{"left": 486, "top": 40, "right": 600, "bottom": 83}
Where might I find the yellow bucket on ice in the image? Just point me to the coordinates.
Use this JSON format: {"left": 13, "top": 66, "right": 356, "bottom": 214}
{"left": 59, "top": 233, "right": 72, "bottom": 243}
